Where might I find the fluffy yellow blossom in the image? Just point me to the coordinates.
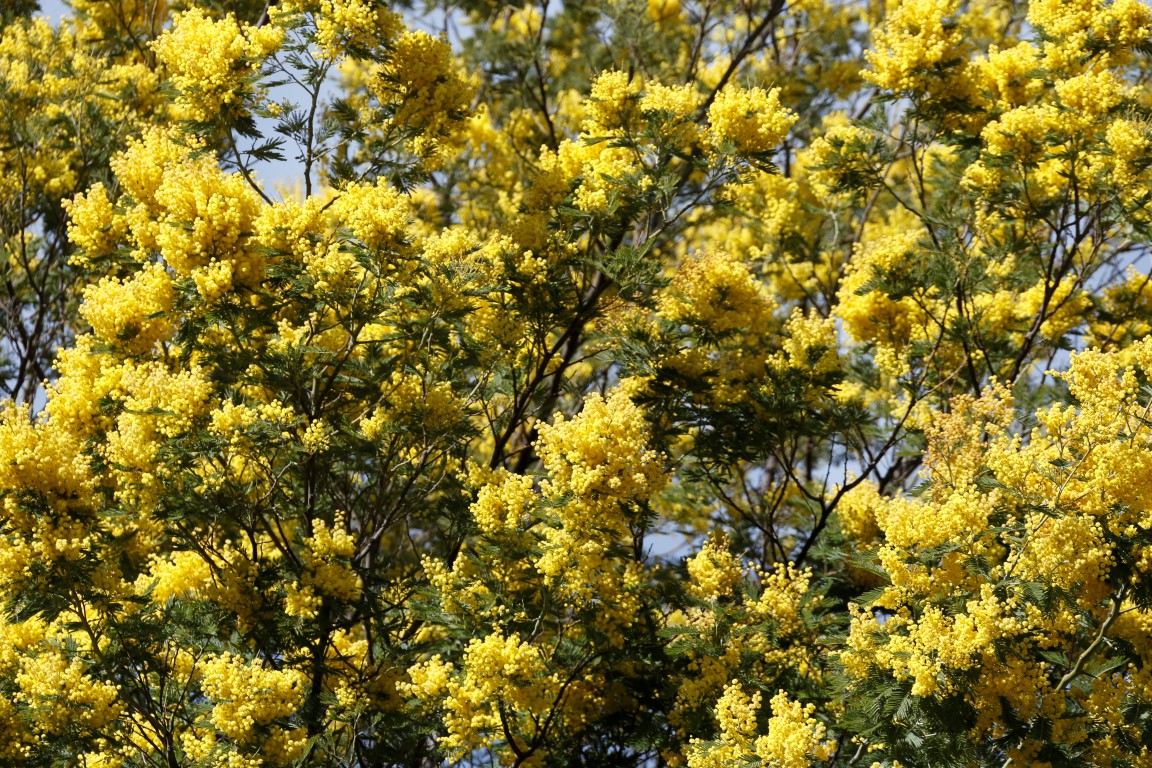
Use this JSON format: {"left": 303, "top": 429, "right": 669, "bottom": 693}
{"left": 836, "top": 481, "right": 883, "bottom": 544}
{"left": 757, "top": 691, "right": 836, "bottom": 767}
{"left": 329, "top": 178, "right": 411, "bottom": 253}
{"left": 80, "top": 261, "right": 174, "bottom": 354}
{"left": 1027, "top": 0, "right": 1151, "bottom": 66}
{"left": 1054, "top": 69, "right": 1130, "bottom": 122}
{"left": 16, "top": 652, "right": 123, "bottom": 735}
{"left": 308, "top": 0, "right": 404, "bottom": 59}
{"left": 368, "top": 30, "right": 476, "bottom": 159}
{"left": 658, "top": 249, "right": 776, "bottom": 335}
{"left": 534, "top": 389, "right": 664, "bottom": 604}
{"left": 801, "top": 120, "right": 880, "bottom": 203}
{"left": 401, "top": 633, "right": 563, "bottom": 762}
{"left": 972, "top": 42, "right": 1044, "bottom": 111}
{"left": 151, "top": 155, "right": 265, "bottom": 279}
{"left": 65, "top": 184, "right": 125, "bottom": 262}
{"left": 865, "top": 0, "right": 968, "bottom": 94}
{"left": 716, "top": 681, "right": 760, "bottom": 739}
{"left": 771, "top": 308, "right": 840, "bottom": 377}
{"left": 200, "top": 654, "right": 307, "bottom": 743}
{"left": 1, "top": 16, "right": 158, "bottom": 212}
{"left": 837, "top": 229, "right": 931, "bottom": 350}
{"left": 152, "top": 8, "right": 282, "bottom": 122}
{"left": 469, "top": 470, "right": 536, "bottom": 535}
{"left": 98, "top": 127, "right": 268, "bottom": 291}
{"left": 365, "top": 370, "right": 464, "bottom": 435}
{"left": 585, "top": 70, "right": 644, "bottom": 134}
{"left": 1106, "top": 117, "right": 1152, "bottom": 191}
{"left": 536, "top": 389, "right": 665, "bottom": 503}
{"left": 843, "top": 342, "right": 1152, "bottom": 747}
{"left": 136, "top": 549, "right": 214, "bottom": 602}
{"left": 716, "top": 170, "right": 801, "bottom": 243}
{"left": 300, "top": 516, "right": 361, "bottom": 600}
{"left": 109, "top": 127, "right": 194, "bottom": 216}
{"left": 686, "top": 533, "right": 743, "bottom": 600}
{"left": 70, "top": 0, "right": 169, "bottom": 39}
{"left": 752, "top": 563, "right": 811, "bottom": 633}
{"left": 706, "top": 85, "right": 797, "bottom": 156}
{"left": 687, "top": 683, "right": 833, "bottom": 768}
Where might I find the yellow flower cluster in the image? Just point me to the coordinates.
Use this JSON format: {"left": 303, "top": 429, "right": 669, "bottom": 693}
{"left": 687, "top": 682, "right": 761, "bottom": 768}
{"left": 864, "top": 0, "right": 967, "bottom": 95}
{"left": 17, "top": 652, "right": 123, "bottom": 736}
{"left": 0, "top": 307, "right": 218, "bottom": 616}
{"left": 770, "top": 308, "right": 840, "bottom": 379}
{"left": 650, "top": 249, "right": 785, "bottom": 407}
{"left": 194, "top": 654, "right": 307, "bottom": 762}
{"left": 837, "top": 229, "right": 927, "bottom": 351}
{"left": 0, "top": 615, "right": 128, "bottom": 756}
{"left": 833, "top": 189, "right": 1099, "bottom": 394}
{"left": 0, "top": 401, "right": 94, "bottom": 509}
{"left": 537, "top": 389, "right": 665, "bottom": 504}
{"left": 752, "top": 564, "right": 813, "bottom": 634}
{"left": 584, "top": 70, "right": 644, "bottom": 135}
{"left": 800, "top": 119, "right": 879, "bottom": 204}
{"left": 71, "top": 128, "right": 270, "bottom": 301}
{"left": 527, "top": 72, "right": 714, "bottom": 217}
{"left": 406, "top": 391, "right": 668, "bottom": 757}
{"left": 468, "top": 469, "right": 536, "bottom": 535}
{"left": 370, "top": 31, "right": 476, "bottom": 160}
{"left": 137, "top": 549, "right": 214, "bottom": 603}
{"left": 152, "top": 8, "right": 282, "bottom": 122}
{"left": 65, "top": 184, "right": 129, "bottom": 265}
{"left": 363, "top": 369, "right": 465, "bottom": 441}
{"left": 760, "top": 691, "right": 836, "bottom": 768}
{"left": 943, "top": 0, "right": 1152, "bottom": 241}
{"left": 1090, "top": 263, "right": 1152, "bottom": 346}
{"left": 1, "top": 16, "right": 157, "bottom": 209}
{"left": 687, "top": 683, "right": 834, "bottom": 768}
{"left": 1028, "top": 0, "right": 1152, "bottom": 66}
{"left": 971, "top": 42, "right": 1044, "bottom": 112}
{"left": 307, "top": 0, "right": 404, "bottom": 59}
{"left": 288, "top": 516, "right": 362, "bottom": 620}
{"left": 329, "top": 178, "right": 412, "bottom": 254}
{"left": 522, "top": 89, "right": 625, "bottom": 217}
{"left": 530, "top": 134, "right": 646, "bottom": 215}
{"left": 835, "top": 481, "right": 883, "bottom": 545}
{"left": 706, "top": 85, "right": 797, "bottom": 156}
{"left": 151, "top": 158, "right": 265, "bottom": 283}
{"left": 841, "top": 341, "right": 1152, "bottom": 747}
{"left": 641, "top": 82, "right": 703, "bottom": 152}
{"left": 659, "top": 249, "right": 776, "bottom": 336}
{"left": 402, "top": 633, "right": 564, "bottom": 762}
{"left": 686, "top": 532, "right": 743, "bottom": 601}
{"left": 70, "top": 0, "right": 168, "bottom": 40}
{"left": 535, "top": 389, "right": 665, "bottom": 604}
{"left": 80, "top": 261, "right": 175, "bottom": 355}
{"left": 671, "top": 552, "right": 815, "bottom": 747}
{"left": 681, "top": 169, "right": 833, "bottom": 316}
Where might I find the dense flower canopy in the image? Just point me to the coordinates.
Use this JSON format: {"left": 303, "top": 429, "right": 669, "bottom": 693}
{"left": 3, "top": 0, "right": 1152, "bottom": 766}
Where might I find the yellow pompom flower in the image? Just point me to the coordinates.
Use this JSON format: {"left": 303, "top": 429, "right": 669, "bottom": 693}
{"left": 152, "top": 8, "right": 283, "bottom": 122}
{"left": 80, "top": 261, "right": 174, "bottom": 354}
{"left": 864, "top": 0, "right": 967, "bottom": 94}
{"left": 686, "top": 532, "right": 743, "bottom": 601}
{"left": 706, "top": 85, "right": 797, "bottom": 156}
